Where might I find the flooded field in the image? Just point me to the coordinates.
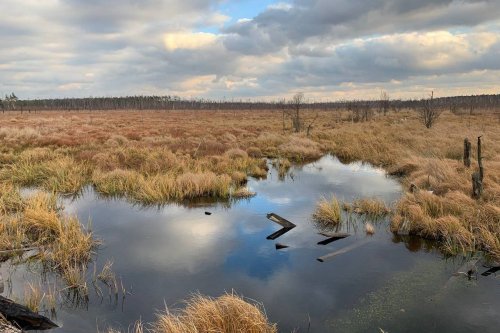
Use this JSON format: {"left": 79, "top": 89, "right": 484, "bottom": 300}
{"left": 2, "top": 155, "right": 499, "bottom": 332}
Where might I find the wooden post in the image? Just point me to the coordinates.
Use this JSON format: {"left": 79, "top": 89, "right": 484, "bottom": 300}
{"left": 477, "top": 136, "right": 483, "bottom": 181}
{"left": 472, "top": 136, "right": 484, "bottom": 199}
{"left": 463, "top": 138, "right": 471, "bottom": 168}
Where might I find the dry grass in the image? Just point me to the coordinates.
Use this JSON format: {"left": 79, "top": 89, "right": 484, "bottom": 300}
{"left": 0, "top": 189, "right": 97, "bottom": 293}
{"left": 103, "top": 293, "right": 276, "bottom": 333}
{"left": 153, "top": 293, "right": 277, "bottom": 333}
{"left": 312, "top": 196, "right": 342, "bottom": 226}
{"left": 343, "top": 198, "right": 390, "bottom": 216}
{"left": 0, "top": 108, "right": 499, "bottom": 257}
{"left": 232, "top": 187, "right": 257, "bottom": 199}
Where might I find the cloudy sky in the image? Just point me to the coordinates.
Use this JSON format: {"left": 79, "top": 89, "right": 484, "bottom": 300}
{"left": 1, "top": 0, "right": 499, "bottom": 100}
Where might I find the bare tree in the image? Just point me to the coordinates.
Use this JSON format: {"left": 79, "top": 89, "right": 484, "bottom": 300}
{"left": 289, "top": 92, "right": 304, "bottom": 132}
{"left": 379, "top": 90, "right": 390, "bottom": 116}
{"left": 418, "top": 91, "right": 441, "bottom": 128}
{"left": 278, "top": 98, "right": 289, "bottom": 133}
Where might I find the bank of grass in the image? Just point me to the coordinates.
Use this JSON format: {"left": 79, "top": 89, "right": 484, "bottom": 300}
{"left": 0, "top": 109, "right": 499, "bottom": 258}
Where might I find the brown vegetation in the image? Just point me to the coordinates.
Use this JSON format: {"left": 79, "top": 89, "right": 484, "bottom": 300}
{"left": 0, "top": 108, "right": 498, "bottom": 258}
{"left": 104, "top": 293, "right": 276, "bottom": 333}
{"left": 313, "top": 196, "right": 342, "bottom": 226}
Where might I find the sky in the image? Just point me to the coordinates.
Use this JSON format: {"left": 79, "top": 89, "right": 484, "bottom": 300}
{"left": 0, "top": 0, "right": 499, "bottom": 100}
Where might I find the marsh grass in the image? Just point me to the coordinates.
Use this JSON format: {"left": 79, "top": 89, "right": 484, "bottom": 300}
{"left": 153, "top": 293, "right": 277, "bottom": 333}
{"left": 0, "top": 190, "right": 97, "bottom": 302}
{"left": 272, "top": 157, "right": 291, "bottom": 179}
{"left": 343, "top": 198, "right": 390, "bottom": 217}
{"left": 232, "top": 187, "right": 257, "bottom": 199}
{"left": 22, "top": 281, "right": 58, "bottom": 315}
{"left": 0, "top": 109, "right": 499, "bottom": 257}
{"left": 313, "top": 196, "right": 342, "bottom": 226}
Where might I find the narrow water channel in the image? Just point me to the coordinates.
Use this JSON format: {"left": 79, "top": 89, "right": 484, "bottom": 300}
{"left": 2, "top": 155, "right": 499, "bottom": 332}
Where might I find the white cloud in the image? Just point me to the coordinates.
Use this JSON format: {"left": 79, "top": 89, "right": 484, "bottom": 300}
{"left": 163, "top": 32, "right": 219, "bottom": 51}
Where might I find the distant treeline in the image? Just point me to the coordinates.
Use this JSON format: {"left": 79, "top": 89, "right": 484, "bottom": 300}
{"left": 0, "top": 93, "right": 499, "bottom": 112}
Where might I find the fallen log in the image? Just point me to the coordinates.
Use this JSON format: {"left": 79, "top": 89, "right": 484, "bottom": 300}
{"left": 0, "top": 295, "right": 58, "bottom": 330}
{"left": 317, "top": 239, "right": 370, "bottom": 262}
{"left": 266, "top": 213, "right": 296, "bottom": 228}
{"left": 317, "top": 233, "right": 350, "bottom": 245}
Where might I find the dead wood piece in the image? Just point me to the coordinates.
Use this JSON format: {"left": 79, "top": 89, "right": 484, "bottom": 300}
{"left": 444, "top": 258, "right": 480, "bottom": 288}
{"left": 463, "top": 138, "right": 471, "bottom": 168}
{"left": 481, "top": 267, "right": 500, "bottom": 277}
{"left": 317, "top": 233, "right": 350, "bottom": 245}
{"left": 0, "top": 315, "right": 21, "bottom": 333}
{"left": 266, "top": 227, "right": 295, "bottom": 240}
{"left": 266, "top": 213, "right": 296, "bottom": 228}
{"left": 317, "top": 239, "right": 370, "bottom": 262}
{"left": 0, "top": 295, "right": 58, "bottom": 330}
{"left": 275, "top": 243, "right": 289, "bottom": 250}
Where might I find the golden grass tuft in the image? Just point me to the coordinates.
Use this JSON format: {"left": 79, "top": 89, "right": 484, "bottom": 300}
{"left": 278, "top": 136, "right": 322, "bottom": 161}
{"left": 0, "top": 191, "right": 97, "bottom": 289}
{"left": 345, "top": 198, "right": 390, "bottom": 216}
{"left": 312, "top": 196, "right": 342, "bottom": 226}
{"left": 0, "top": 183, "right": 24, "bottom": 214}
{"left": 153, "top": 293, "right": 277, "bottom": 333}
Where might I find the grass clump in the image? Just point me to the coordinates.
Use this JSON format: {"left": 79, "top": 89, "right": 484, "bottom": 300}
{"left": 153, "top": 293, "right": 277, "bottom": 333}
{"left": 0, "top": 192, "right": 97, "bottom": 285}
{"left": 0, "top": 183, "right": 24, "bottom": 214}
{"left": 343, "top": 198, "right": 390, "bottom": 217}
{"left": 313, "top": 196, "right": 342, "bottom": 226}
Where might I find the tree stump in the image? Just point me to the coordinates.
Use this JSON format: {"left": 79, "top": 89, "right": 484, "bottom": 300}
{"left": 463, "top": 138, "right": 471, "bottom": 167}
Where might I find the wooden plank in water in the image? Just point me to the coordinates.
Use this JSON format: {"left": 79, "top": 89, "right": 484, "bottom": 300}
{"left": 317, "top": 233, "right": 350, "bottom": 245}
{"left": 266, "top": 213, "right": 296, "bottom": 228}
{"left": 266, "top": 227, "right": 294, "bottom": 240}
{"left": 481, "top": 267, "right": 500, "bottom": 277}
{"left": 318, "top": 232, "right": 350, "bottom": 238}
{"left": 275, "top": 243, "right": 289, "bottom": 250}
{"left": 317, "top": 239, "right": 370, "bottom": 262}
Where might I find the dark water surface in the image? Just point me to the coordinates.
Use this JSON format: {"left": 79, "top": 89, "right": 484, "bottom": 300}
{"left": 2, "top": 156, "right": 499, "bottom": 332}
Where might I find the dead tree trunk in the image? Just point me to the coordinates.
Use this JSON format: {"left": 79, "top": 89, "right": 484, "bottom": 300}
{"left": 0, "top": 295, "right": 58, "bottom": 330}
{"left": 463, "top": 138, "right": 471, "bottom": 168}
{"left": 472, "top": 136, "right": 484, "bottom": 199}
